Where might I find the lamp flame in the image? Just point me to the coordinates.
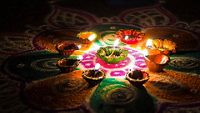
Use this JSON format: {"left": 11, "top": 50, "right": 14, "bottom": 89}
{"left": 95, "top": 63, "right": 101, "bottom": 70}
{"left": 146, "top": 39, "right": 153, "bottom": 48}
{"left": 77, "top": 56, "right": 83, "bottom": 60}
{"left": 78, "top": 45, "right": 82, "bottom": 49}
{"left": 124, "top": 36, "right": 129, "bottom": 40}
{"left": 114, "top": 39, "right": 120, "bottom": 47}
{"left": 88, "top": 33, "right": 97, "bottom": 41}
{"left": 142, "top": 49, "right": 148, "bottom": 56}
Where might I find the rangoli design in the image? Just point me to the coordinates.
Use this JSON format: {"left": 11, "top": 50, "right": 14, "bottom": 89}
{"left": 0, "top": 34, "right": 33, "bottom": 55}
{"left": 0, "top": 2, "right": 200, "bottom": 113}
{"left": 79, "top": 47, "right": 146, "bottom": 77}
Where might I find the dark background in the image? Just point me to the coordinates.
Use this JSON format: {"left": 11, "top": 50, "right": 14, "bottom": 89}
{"left": 0, "top": 0, "right": 199, "bottom": 32}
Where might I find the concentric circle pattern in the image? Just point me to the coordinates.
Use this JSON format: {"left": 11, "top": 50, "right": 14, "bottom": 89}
{"left": 80, "top": 48, "right": 146, "bottom": 77}
{"left": 2, "top": 51, "right": 62, "bottom": 81}
{"left": 169, "top": 57, "right": 200, "bottom": 70}
{"left": 53, "top": 78, "right": 88, "bottom": 94}
{"left": 30, "top": 58, "right": 59, "bottom": 72}
{"left": 104, "top": 86, "right": 136, "bottom": 105}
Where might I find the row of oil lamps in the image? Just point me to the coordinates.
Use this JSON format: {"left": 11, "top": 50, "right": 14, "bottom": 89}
{"left": 55, "top": 30, "right": 176, "bottom": 86}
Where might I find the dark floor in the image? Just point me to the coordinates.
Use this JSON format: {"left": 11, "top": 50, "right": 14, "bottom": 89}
{"left": 0, "top": 0, "right": 199, "bottom": 32}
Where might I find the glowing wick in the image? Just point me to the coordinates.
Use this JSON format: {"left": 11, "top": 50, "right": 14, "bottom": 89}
{"left": 113, "top": 39, "right": 120, "bottom": 47}
{"left": 95, "top": 63, "right": 101, "bottom": 70}
{"left": 94, "top": 63, "right": 101, "bottom": 75}
{"left": 77, "top": 56, "right": 83, "bottom": 60}
{"left": 108, "top": 39, "right": 120, "bottom": 57}
{"left": 124, "top": 36, "right": 129, "bottom": 40}
{"left": 142, "top": 49, "right": 148, "bottom": 56}
{"left": 78, "top": 45, "right": 82, "bottom": 49}
{"left": 88, "top": 33, "right": 97, "bottom": 41}
{"left": 146, "top": 39, "right": 153, "bottom": 48}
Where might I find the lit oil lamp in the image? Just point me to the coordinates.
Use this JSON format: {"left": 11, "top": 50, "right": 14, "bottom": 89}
{"left": 116, "top": 29, "right": 145, "bottom": 44}
{"left": 145, "top": 39, "right": 161, "bottom": 55}
{"left": 96, "top": 39, "right": 128, "bottom": 64}
{"left": 144, "top": 53, "right": 170, "bottom": 72}
{"left": 77, "top": 31, "right": 97, "bottom": 44}
{"left": 77, "top": 45, "right": 82, "bottom": 49}
{"left": 56, "top": 41, "right": 79, "bottom": 56}
{"left": 145, "top": 39, "right": 176, "bottom": 55}
{"left": 126, "top": 69, "right": 149, "bottom": 86}
{"left": 82, "top": 63, "right": 105, "bottom": 86}
{"left": 56, "top": 58, "right": 81, "bottom": 73}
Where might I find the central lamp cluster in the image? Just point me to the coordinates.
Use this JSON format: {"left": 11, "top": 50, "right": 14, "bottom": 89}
{"left": 96, "top": 46, "right": 128, "bottom": 64}
{"left": 54, "top": 29, "right": 176, "bottom": 87}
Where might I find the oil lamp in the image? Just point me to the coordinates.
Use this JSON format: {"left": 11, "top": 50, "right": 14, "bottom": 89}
{"left": 82, "top": 63, "right": 105, "bottom": 86}
{"left": 126, "top": 69, "right": 149, "bottom": 86}
{"left": 145, "top": 39, "right": 176, "bottom": 55}
{"left": 77, "top": 32, "right": 97, "bottom": 44}
{"left": 116, "top": 29, "right": 145, "bottom": 44}
{"left": 56, "top": 58, "right": 81, "bottom": 73}
{"left": 56, "top": 41, "right": 79, "bottom": 56}
{"left": 145, "top": 39, "right": 160, "bottom": 55}
{"left": 144, "top": 53, "right": 170, "bottom": 72}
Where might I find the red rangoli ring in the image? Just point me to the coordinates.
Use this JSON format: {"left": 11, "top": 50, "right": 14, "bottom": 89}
{"left": 116, "top": 29, "right": 145, "bottom": 44}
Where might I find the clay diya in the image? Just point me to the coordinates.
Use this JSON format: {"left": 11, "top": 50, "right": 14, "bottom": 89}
{"left": 56, "top": 41, "right": 79, "bottom": 56}
{"left": 77, "top": 31, "right": 97, "bottom": 44}
{"left": 116, "top": 29, "right": 145, "bottom": 44}
{"left": 145, "top": 39, "right": 176, "bottom": 55}
{"left": 56, "top": 58, "right": 80, "bottom": 73}
{"left": 82, "top": 69, "right": 105, "bottom": 85}
{"left": 96, "top": 46, "right": 128, "bottom": 64}
{"left": 126, "top": 70, "right": 149, "bottom": 86}
{"left": 145, "top": 54, "right": 170, "bottom": 72}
